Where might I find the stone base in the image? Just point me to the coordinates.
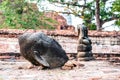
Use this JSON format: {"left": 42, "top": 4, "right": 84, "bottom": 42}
{"left": 77, "top": 51, "right": 94, "bottom": 61}
{"left": 77, "top": 57, "right": 95, "bottom": 61}
{"left": 77, "top": 51, "right": 93, "bottom": 57}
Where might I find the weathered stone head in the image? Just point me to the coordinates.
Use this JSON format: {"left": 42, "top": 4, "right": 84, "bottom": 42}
{"left": 18, "top": 32, "right": 68, "bottom": 68}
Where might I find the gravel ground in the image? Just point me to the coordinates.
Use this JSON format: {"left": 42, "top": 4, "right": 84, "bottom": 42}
{"left": 0, "top": 60, "right": 120, "bottom": 80}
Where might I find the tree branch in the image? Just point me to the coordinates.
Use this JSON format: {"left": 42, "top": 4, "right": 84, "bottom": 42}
{"left": 102, "top": 16, "right": 120, "bottom": 25}
{"left": 50, "top": 1, "right": 88, "bottom": 8}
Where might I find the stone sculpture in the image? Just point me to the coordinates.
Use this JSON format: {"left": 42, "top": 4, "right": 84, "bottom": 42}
{"left": 18, "top": 32, "right": 68, "bottom": 68}
{"left": 77, "top": 24, "right": 94, "bottom": 60}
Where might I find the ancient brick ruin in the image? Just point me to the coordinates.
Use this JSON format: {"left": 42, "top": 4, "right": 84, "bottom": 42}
{"left": 0, "top": 29, "right": 120, "bottom": 60}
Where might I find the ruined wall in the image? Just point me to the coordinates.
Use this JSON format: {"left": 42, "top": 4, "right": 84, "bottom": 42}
{"left": 52, "top": 36, "right": 120, "bottom": 54}
{"left": 0, "top": 29, "right": 120, "bottom": 54}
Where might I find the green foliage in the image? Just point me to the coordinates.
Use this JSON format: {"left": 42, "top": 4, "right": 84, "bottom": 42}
{"left": 100, "top": 1, "right": 112, "bottom": 20}
{"left": 112, "top": 0, "right": 120, "bottom": 12}
{"left": 115, "top": 20, "right": 120, "bottom": 26}
{"left": 82, "top": 1, "right": 96, "bottom": 30}
{"left": 112, "top": 0, "right": 120, "bottom": 26}
{"left": 60, "top": 0, "right": 64, "bottom": 2}
{"left": 0, "top": 0, "right": 57, "bottom": 29}
{"left": 89, "top": 23, "right": 96, "bottom": 30}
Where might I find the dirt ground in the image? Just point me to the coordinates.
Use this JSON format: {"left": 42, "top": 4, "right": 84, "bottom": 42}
{"left": 0, "top": 59, "right": 120, "bottom": 80}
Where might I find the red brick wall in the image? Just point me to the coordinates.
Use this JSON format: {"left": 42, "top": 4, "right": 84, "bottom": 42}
{"left": 0, "top": 29, "right": 120, "bottom": 54}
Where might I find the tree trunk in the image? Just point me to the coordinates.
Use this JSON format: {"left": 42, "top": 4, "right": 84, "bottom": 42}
{"left": 95, "top": 0, "right": 101, "bottom": 30}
